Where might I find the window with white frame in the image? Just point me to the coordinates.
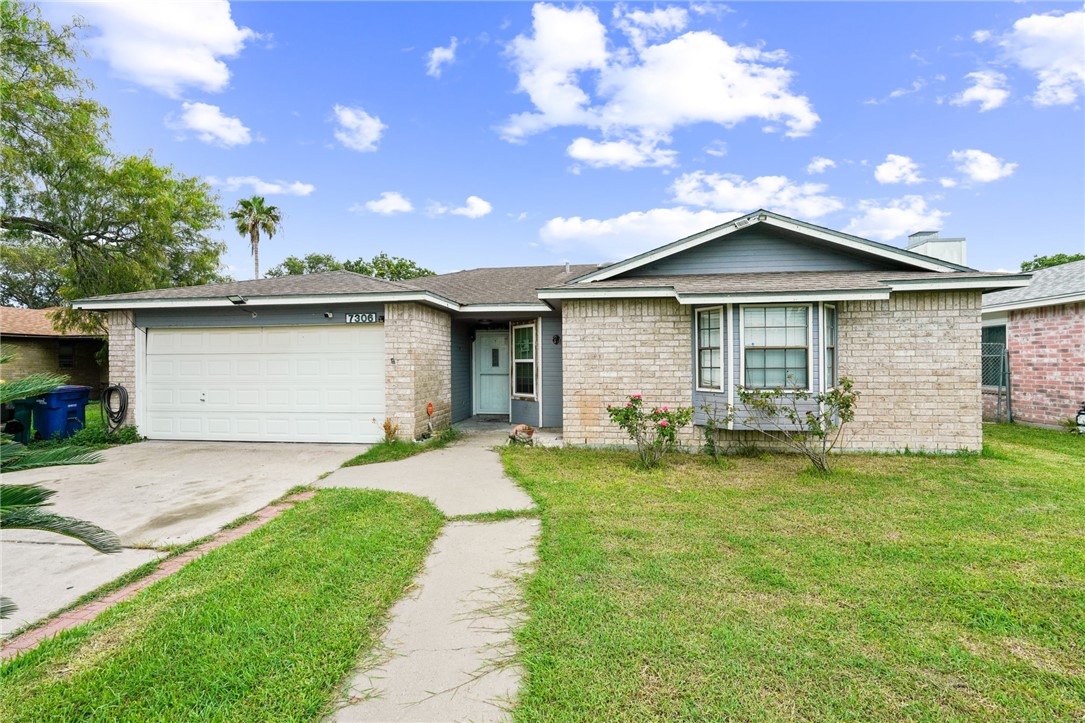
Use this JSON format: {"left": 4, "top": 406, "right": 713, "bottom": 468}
{"left": 743, "top": 306, "right": 809, "bottom": 389}
{"left": 512, "top": 323, "right": 535, "bottom": 397}
{"left": 696, "top": 307, "right": 723, "bottom": 390}
{"left": 823, "top": 304, "right": 837, "bottom": 388}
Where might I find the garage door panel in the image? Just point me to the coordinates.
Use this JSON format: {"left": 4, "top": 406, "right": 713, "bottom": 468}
{"left": 145, "top": 326, "right": 385, "bottom": 443}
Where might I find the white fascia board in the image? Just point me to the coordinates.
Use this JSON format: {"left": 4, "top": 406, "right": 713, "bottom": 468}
{"left": 677, "top": 289, "right": 890, "bottom": 305}
{"left": 74, "top": 291, "right": 461, "bottom": 312}
{"left": 886, "top": 276, "right": 1032, "bottom": 293}
{"left": 575, "top": 215, "right": 959, "bottom": 283}
{"left": 982, "top": 291, "right": 1085, "bottom": 314}
{"left": 459, "top": 303, "right": 553, "bottom": 313}
{"left": 536, "top": 287, "right": 677, "bottom": 300}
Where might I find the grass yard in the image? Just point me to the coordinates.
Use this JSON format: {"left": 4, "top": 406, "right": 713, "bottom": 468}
{"left": 0, "top": 489, "right": 443, "bottom": 722}
{"left": 341, "top": 426, "right": 460, "bottom": 467}
{"left": 503, "top": 425, "right": 1084, "bottom": 721}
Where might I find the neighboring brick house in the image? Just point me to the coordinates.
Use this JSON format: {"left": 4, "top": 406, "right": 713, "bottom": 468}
{"left": 75, "top": 210, "right": 1029, "bottom": 451}
{"left": 0, "top": 307, "right": 107, "bottom": 398}
{"left": 982, "top": 260, "right": 1085, "bottom": 428}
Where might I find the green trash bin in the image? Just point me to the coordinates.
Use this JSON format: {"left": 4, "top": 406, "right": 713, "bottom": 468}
{"left": 8, "top": 397, "right": 41, "bottom": 445}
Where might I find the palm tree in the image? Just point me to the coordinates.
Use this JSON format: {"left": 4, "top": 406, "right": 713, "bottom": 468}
{"left": 229, "top": 196, "right": 282, "bottom": 279}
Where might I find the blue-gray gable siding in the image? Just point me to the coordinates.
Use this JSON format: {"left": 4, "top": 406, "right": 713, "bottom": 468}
{"left": 692, "top": 304, "right": 822, "bottom": 429}
{"left": 541, "top": 316, "right": 563, "bottom": 428}
{"left": 626, "top": 226, "right": 898, "bottom": 277}
{"left": 133, "top": 303, "right": 385, "bottom": 329}
{"left": 450, "top": 320, "right": 473, "bottom": 423}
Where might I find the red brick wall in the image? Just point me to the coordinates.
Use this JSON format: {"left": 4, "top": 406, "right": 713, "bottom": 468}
{"left": 1008, "top": 303, "right": 1085, "bottom": 427}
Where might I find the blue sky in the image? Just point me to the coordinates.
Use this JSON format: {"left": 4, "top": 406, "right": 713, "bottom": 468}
{"left": 44, "top": 1, "right": 1085, "bottom": 277}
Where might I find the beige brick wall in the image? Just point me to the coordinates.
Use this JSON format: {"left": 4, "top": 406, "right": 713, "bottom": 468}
{"left": 1, "top": 337, "right": 104, "bottom": 396}
{"left": 837, "top": 291, "right": 982, "bottom": 452}
{"left": 384, "top": 302, "right": 452, "bottom": 440}
{"left": 106, "top": 310, "right": 137, "bottom": 426}
{"left": 561, "top": 298, "right": 694, "bottom": 445}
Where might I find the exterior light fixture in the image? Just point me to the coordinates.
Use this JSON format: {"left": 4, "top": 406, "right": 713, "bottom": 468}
{"left": 226, "top": 295, "right": 246, "bottom": 305}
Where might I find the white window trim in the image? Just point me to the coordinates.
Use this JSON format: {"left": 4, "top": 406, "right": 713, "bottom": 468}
{"left": 821, "top": 303, "right": 837, "bottom": 391}
{"left": 511, "top": 322, "right": 537, "bottom": 400}
{"left": 738, "top": 303, "right": 814, "bottom": 393}
{"left": 695, "top": 306, "right": 726, "bottom": 393}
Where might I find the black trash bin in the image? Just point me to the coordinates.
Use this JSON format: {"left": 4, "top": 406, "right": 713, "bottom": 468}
{"left": 34, "top": 385, "right": 93, "bottom": 441}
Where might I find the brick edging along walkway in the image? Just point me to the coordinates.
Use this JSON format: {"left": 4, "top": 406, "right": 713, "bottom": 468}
{"left": 0, "top": 491, "right": 318, "bottom": 663}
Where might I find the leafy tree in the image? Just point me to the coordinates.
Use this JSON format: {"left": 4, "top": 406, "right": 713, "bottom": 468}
{"left": 1020, "top": 253, "right": 1085, "bottom": 272}
{"left": 230, "top": 196, "right": 282, "bottom": 280}
{"left": 267, "top": 251, "right": 434, "bottom": 281}
{"left": 265, "top": 253, "right": 344, "bottom": 277}
{"left": 0, "top": 1, "right": 228, "bottom": 318}
{"left": 344, "top": 252, "right": 434, "bottom": 281}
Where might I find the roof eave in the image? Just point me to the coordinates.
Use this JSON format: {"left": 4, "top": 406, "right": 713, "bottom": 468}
{"left": 73, "top": 290, "right": 461, "bottom": 312}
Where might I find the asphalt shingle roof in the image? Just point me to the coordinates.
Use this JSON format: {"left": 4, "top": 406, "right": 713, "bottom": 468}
{"left": 0, "top": 307, "right": 97, "bottom": 338}
{"left": 409, "top": 265, "right": 598, "bottom": 304}
{"left": 81, "top": 270, "right": 420, "bottom": 302}
{"left": 983, "top": 260, "right": 1084, "bottom": 308}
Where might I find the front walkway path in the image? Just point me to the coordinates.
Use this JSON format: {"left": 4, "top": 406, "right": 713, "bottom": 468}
{"left": 319, "top": 430, "right": 538, "bottom": 722}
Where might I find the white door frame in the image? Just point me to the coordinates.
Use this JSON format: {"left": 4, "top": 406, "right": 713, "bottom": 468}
{"left": 472, "top": 329, "right": 511, "bottom": 416}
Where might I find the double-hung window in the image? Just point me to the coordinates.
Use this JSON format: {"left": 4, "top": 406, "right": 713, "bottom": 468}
{"left": 823, "top": 304, "right": 837, "bottom": 388}
{"left": 512, "top": 323, "right": 535, "bottom": 397}
{"left": 696, "top": 307, "right": 723, "bottom": 390}
{"left": 743, "top": 306, "right": 809, "bottom": 389}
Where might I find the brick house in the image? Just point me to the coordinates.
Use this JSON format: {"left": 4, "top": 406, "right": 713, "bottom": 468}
{"left": 75, "top": 210, "right": 1028, "bottom": 451}
{"left": 0, "top": 307, "right": 107, "bottom": 398}
{"left": 982, "top": 260, "right": 1085, "bottom": 428}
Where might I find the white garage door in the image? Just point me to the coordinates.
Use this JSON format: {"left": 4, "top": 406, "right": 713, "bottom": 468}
{"left": 145, "top": 325, "right": 385, "bottom": 443}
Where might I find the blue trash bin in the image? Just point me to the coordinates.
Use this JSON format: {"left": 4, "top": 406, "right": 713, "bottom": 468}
{"left": 34, "top": 385, "right": 93, "bottom": 441}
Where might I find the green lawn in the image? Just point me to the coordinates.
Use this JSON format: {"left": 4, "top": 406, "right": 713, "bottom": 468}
{"left": 503, "top": 425, "right": 1085, "bottom": 721}
{"left": 0, "top": 489, "right": 443, "bottom": 722}
{"left": 341, "top": 426, "right": 460, "bottom": 467}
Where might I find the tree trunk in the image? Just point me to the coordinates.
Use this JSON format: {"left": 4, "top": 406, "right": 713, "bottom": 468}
{"left": 251, "top": 227, "right": 260, "bottom": 279}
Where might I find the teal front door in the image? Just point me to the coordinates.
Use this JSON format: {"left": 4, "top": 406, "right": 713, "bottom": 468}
{"left": 474, "top": 330, "right": 510, "bottom": 415}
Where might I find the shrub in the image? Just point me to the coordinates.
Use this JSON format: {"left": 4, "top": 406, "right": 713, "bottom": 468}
{"left": 381, "top": 417, "right": 399, "bottom": 443}
{"left": 737, "top": 376, "right": 859, "bottom": 473}
{"left": 606, "top": 395, "right": 693, "bottom": 469}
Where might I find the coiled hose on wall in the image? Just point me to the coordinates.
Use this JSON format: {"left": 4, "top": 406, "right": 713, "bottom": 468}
{"left": 101, "top": 384, "right": 128, "bottom": 433}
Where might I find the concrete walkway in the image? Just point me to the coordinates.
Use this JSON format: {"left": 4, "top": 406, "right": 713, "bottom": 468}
{"left": 321, "top": 430, "right": 538, "bottom": 722}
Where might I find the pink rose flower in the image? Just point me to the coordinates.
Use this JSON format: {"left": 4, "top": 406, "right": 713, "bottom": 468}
{"left": 626, "top": 401, "right": 633, "bottom": 407}
{"left": 662, "top": 406, "right": 668, "bottom": 412}
{"left": 658, "top": 419, "right": 669, "bottom": 427}
{"left": 632, "top": 394, "right": 642, "bottom": 399}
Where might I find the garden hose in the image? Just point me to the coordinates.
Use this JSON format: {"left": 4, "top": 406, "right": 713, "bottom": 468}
{"left": 101, "top": 384, "right": 129, "bottom": 433}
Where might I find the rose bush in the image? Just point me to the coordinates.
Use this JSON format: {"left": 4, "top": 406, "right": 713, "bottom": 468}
{"left": 606, "top": 395, "right": 693, "bottom": 468}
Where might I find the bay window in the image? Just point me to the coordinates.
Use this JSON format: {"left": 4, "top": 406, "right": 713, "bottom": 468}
{"left": 743, "top": 306, "right": 809, "bottom": 390}
{"left": 696, "top": 307, "right": 723, "bottom": 390}
{"left": 512, "top": 323, "right": 535, "bottom": 397}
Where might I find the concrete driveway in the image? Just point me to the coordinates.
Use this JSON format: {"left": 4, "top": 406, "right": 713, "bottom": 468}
{"left": 1, "top": 440, "right": 365, "bottom": 636}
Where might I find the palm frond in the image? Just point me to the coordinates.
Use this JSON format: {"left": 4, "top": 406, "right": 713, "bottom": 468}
{"left": 0, "top": 596, "right": 16, "bottom": 619}
{"left": 1, "top": 509, "right": 122, "bottom": 553}
{"left": 1, "top": 444, "right": 101, "bottom": 472}
{"left": 0, "top": 483, "right": 57, "bottom": 513}
{"left": 0, "top": 371, "right": 68, "bottom": 405}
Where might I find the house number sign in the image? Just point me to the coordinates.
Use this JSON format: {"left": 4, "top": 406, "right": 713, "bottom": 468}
{"left": 344, "top": 313, "right": 382, "bottom": 324}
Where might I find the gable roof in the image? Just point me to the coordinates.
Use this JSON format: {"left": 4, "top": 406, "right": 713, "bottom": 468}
{"left": 569, "top": 209, "right": 973, "bottom": 283}
{"left": 983, "top": 260, "right": 1085, "bottom": 312}
{"left": 0, "top": 307, "right": 99, "bottom": 339}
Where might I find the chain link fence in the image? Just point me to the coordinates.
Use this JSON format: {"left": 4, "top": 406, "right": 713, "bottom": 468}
{"left": 982, "top": 341, "right": 1009, "bottom": 422}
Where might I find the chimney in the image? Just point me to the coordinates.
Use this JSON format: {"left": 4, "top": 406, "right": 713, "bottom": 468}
{"left": 564, "top": 260, "right": 570, "bottom": 273}
{"left": 907, "top": 231, "right": 966, "bottom": 266}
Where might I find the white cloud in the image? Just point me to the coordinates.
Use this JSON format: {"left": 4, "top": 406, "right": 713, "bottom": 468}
{"left": 845, "top": 196, "right": 948, "bottom": 242}
{"left": 951, "top": 70, "right": 1010, "bottom": 111}
{"left": 567, "top": 136, "right": 677, "bottom": 169}
{"left": 426, "top": 37, "right": 458, "bottom": 78}
{"left": 949, "top": 149, "right": 1017, "bottom": 183}
{"left": 806, "top": 156, "right": 836, "bottom": 174}
{"left": 704, "top": 140, "right": 728, "bottom": 157}
{"left": 80, "top": 0, "right": 255, "bottom": 97}
{"left": 451, "top": 196, "right": 493, "bottom": 218}
{"left": 359, "top": 191, "right": 413, "bottom": 215}
{"left": 168, "top": 102, "right": 251, "bottom": 146}
{"left": 997, "top": 8, "right": 1084, "bottom": 106}
{"left": 332, "top": 105, "right": 386, "bottom": 152}
{"left": 672, "top": 172, "right": 843, "bottom": 219}
{"left": 540, "top": 207, "right": 738, "bottom": 258}
{"left": 208, "top": 176, "right": 314, "bottom": 196}
{"left": 939, "top": 177, "right": 958, "bottom": 188}
{"left": 874, "top": 154, "right": 924, "bottom": 185}
{"left": 973, "top": 29, "right": 993, "bottom": 43}
{"left": 501, "top": 3, "right": 818, "bottom": 162}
